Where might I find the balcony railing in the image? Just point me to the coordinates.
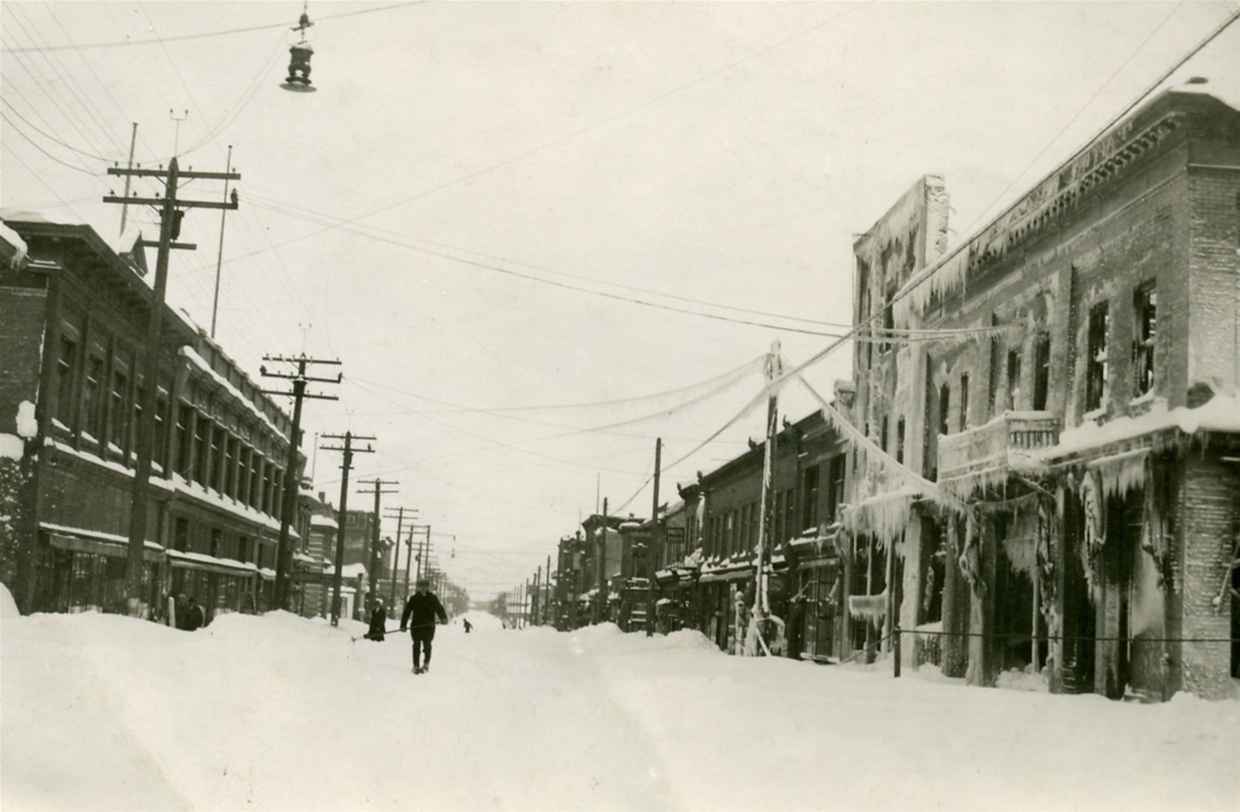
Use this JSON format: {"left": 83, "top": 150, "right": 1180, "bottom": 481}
{"left": 938, "top": 411, "right": 1059, "bottom": 493}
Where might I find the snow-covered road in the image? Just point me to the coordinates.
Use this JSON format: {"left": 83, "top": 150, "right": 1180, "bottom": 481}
{"left": 2, "top": 597, "right": 1236, "bottom": 811}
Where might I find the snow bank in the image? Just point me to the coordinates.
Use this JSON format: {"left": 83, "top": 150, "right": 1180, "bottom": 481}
{"left": 0, "top": 583, "right": 19, "bottom": 618}
{"left": 2, "top": 606, "right": 1236, "bottom": 811}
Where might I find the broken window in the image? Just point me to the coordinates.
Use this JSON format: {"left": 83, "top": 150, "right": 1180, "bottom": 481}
{"left": 1086, "top": 301, "right": 1109, "bottom": 413}
{"left": 1133, "top": 282, "right": 1156, "bottom": 397}
{"left": 1033, "top": 334, "right": 1051, "bottom": 411}
{"left": 1006, "top": 349, "right": 1022, "bottom": 411}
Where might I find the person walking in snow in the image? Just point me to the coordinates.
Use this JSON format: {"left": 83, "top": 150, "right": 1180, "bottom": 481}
{"left": 462, "top": 618, "right": 473, "bottom": 634}
{"left": 364, "top": 597, "right": 387, "bottom": 641}
{"left": 400, "top": 579, "right": 448, "bottom": 674}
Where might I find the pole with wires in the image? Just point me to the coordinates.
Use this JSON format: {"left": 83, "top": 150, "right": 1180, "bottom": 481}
{"left": 749, "top": 340, "right": 782, "bottom": 656}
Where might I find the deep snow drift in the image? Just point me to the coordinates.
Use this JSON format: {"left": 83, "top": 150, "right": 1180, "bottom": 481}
{"left": 2, "top": 589, "right": 1236, "bottom": 811}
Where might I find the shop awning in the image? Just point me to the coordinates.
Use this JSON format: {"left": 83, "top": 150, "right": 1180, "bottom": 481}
{"left": 166, "top": 549, "right": 259, "bottom": 577}
{"left": 42, "top": 523, "right": 164, "bottom": 564}
{"left": 698, "top": 566, "right": 753, "bottom": 584}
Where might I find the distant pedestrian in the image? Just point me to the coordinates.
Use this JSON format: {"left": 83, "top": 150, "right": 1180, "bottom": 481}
{"left": 184, "top": 596, "right": 205, "bottom": 632}
{"left": 462, "top": 618, "right": 473, "bottom": 634}
{"left": 174, "top": 594, "right": 189, "bottom": 630}
{"left": 364, "top": 598, "right": 387, "bottom": 641}
{"left": 400, "top": 579, "right": 448, "bottom": 674}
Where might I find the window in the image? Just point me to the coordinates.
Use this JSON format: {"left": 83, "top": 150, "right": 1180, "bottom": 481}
{"left": 987, "top": 315, "right": 1002, "bottom": 418}
{"left": 177, "top": 406, "right": 194, "bottom": 477}
{"left": 83, "top": 356, "right": 104, "bottom": 438}
{"left": 826, "top": 455, "right": 847, "bottom": 522}
{"left": 55, "top": 337, "right": 77, "bottom": 425}
{"left": 1033, "top": 335, "right": 1051, "bottom": 411}
{"left": 174, "top": 517, "right": 189, "bottom": 552}
{"left": 1006, "top": 349, "right": 1022, "bottom": 411}
{"left": 208, "top": 425, "right": 224, "bottom": 492}
{"left": 193, "top": 419, "right": 209, "bottom": 484}
{"left": 938, "top": 384, "right": 951, "bottom": 437}
{"left": 896, "top": 417, "right": 906, "bottom": 464}
{"left": 238, "top": 536, "right": 250, "bottom": 564}
{"left": 1133, "top": 283, "right": 1156, "bottom": 397}
{"left": 958, "top": 374, "right": 970, "bottom": 432}
{"left": 154, "top": 396, "right": 169, "bottom": 468}
{"left": 1086, "top": 301, "right": 1109, "bottom": 412}
{"left": 880, "top": 417, "right": 889, "bottom": 455}
{"left": 109, "top": 370, "right": 128, "bottom": 450}
{"left": 802, "top": 466, "right": 820, "bottom": 532}
{"left": 210, "top": 528, "right": 222, "bottom": 558}
{"left": 784, "top": 488, "right": 796, "bottom": 539}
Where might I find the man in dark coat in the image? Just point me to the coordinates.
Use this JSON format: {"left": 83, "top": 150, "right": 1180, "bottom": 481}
{"left": 400, "top": 579, "right": 448, "bottom": 674}
{"left": 364, "top": 597, "right": 387, "bottom": 641}
{"left": 184, "top": 596, "right": 205, "bottom": 632}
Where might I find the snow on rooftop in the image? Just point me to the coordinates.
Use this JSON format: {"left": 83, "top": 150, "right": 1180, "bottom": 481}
{"left": 1048, "top": 394, "right": 1240, "bottom": 458}
{"left": 1, "top": 219, "right": 29, "bottom": 265}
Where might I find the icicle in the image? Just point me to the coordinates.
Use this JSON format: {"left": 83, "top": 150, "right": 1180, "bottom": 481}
{"left": 847, "top": 591, "right": 888, "bottom": 622}
{"left": 1089, "top": 448, "right": 1148, "bottom": 498}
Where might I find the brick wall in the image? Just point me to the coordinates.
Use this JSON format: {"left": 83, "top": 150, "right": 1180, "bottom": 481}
{"left": 1187, "top": 165, "right": 1240, "bottom": 400}
{"left": 1174, "top": 454, "right": 1237, "bottom": 699}
{"left": 0, "top": 286, "right": 48, "bottom": 433}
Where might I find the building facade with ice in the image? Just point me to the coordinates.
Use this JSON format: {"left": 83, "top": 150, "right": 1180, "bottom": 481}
{"left": 0, "top": 215, "right": 304, "bottom": 623}
{"left": 846, "top": 90, "right": 1240, "bottom": 699}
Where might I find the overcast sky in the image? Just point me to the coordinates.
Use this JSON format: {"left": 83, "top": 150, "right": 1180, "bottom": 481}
{"left": 3, "top": 1, "right": 1238, "bottom": 600}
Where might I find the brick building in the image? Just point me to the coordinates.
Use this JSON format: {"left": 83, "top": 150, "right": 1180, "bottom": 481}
{"left": 688, "top": 409, "right": 850, "bottom": 657}
{"left": 0, "top": 214, "right": 304, "bottom": 623}
{"left": 848, "top": 89, "right": 1240, "bottom": 699}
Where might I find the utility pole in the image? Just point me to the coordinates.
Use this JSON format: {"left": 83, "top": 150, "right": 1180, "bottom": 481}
{"left": 357, "top": 478, "right": 398, "bottom": 615}
{"left": 751, "top": 340, "right": 782, "bottom": 655}
{"left": 210, "top": 145, "right": 234, "bottom": 339}
{"left": 320, "top": 432, "right": 374, "bottom": 625}
{"left": 545, "top": 554, "right": 552, "bottom": 628}
{"left": 103, "top": 157, "right": 238, "bottom": 614}
{"left": 409, "top": 524, "right": 432, "bottom": 585}
{"left": 648, "top": 437, "right": 661, "bottom": 637}
{"left": 118, "top": 123, "right": 138, "bottom": 236}
{"left": 533, "top": 567, "right": 541, "bottom": 625}
{"left": 384, "top": 506, "right": 418, "bottom": 605}
{"left": 262, "top": 354, "right": 340, "bottom": 610}
{"left": 597, "top": 497, "right": 608, "bottom": 624}
{"left": 401, "top": 522, "right": 417, "bottom": 602}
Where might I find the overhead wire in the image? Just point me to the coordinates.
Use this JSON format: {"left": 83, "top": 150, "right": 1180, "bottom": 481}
{"left": 212, "top": 3, "right": 878, "bottom": 273}
{"left": 248, "top": 192, "right": 851, "bottom": 330}
{"left": 1, "top": 2, "right": 431, "bottom": 54}
{"left": 4, "top": 5, "right": 127, "bottom": 156}
{"left": 245, "top": 197, "right": 852, "bottom": 337}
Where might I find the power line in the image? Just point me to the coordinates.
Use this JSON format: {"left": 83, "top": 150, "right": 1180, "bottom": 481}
{"left": 249, "top": 193, "right": 852, "bottom": 330}
{"left": 0, "top": 98, "right": 112, "bottom": 160}
{"left": 245, "top": 198, "right": 852, "bottom": 337}
{"left": 0, "top": 112, "right": 107, "bottom": 176}
{"left": 0, "top": 1, "right": 430, "bottom": 54}
{"left": 207, "top": 3, "right": 878, "bottom": 283}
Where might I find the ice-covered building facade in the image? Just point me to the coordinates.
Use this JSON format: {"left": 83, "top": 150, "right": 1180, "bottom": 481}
{"left": 0, "top": 214, "right": 304, "bottom": 622}
{"left": 847, "top": 90, "right": 1240, "bottom": 700}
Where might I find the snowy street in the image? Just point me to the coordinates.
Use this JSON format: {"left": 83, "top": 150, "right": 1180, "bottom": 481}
{"left": 2, "top": 592, "right": 1237, "bottom": 812}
